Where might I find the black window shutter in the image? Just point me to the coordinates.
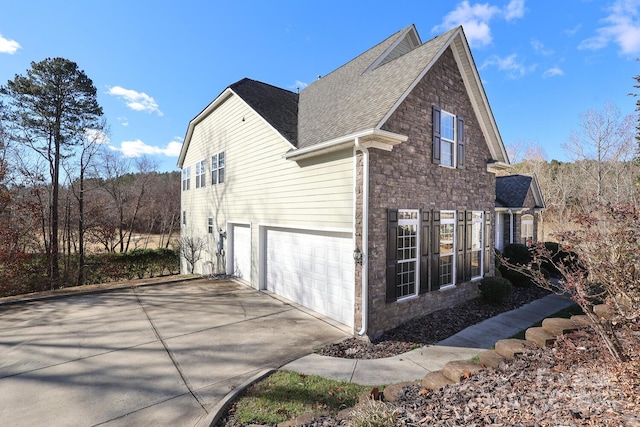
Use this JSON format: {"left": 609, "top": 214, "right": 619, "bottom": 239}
{"left": 457, "top": 116, "right": 465, "bottom": 169}
{"left": 386, "top": 209, "right": 399, "bottom": 303}
{"left": 465, "top": 211, "right": 472, "bottom": 279}
{"left": 484, "top": 210, "right": 492, "bottom": 275}
{"left": 431, "top": 210, "right": 441, "bottom": 291}
{"left": 456, "top": 210, "right": 465, "bottom": 283}
{"left": 419, "top": 210, "right": 430, "bottom": 294}
{"left": 432, "top": 105, "right": 441, "bottom": 164}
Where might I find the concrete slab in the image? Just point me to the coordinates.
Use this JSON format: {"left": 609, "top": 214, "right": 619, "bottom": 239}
{"left": 282, "top": 354, "right": 356, "bottom": 383}
{"left": 350, "top": 357, "right": 427, "bottom": 385}
{"left": 0, "top": 279, "right": 350, "bottom": 427}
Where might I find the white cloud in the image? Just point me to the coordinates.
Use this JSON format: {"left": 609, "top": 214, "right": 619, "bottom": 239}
{"left": 293, "top": 80, "right": 308, "bottom": 92}
{"left": 107, "top": 86, "right": 163, "bottom": 116}
{"left": 85, "top": 129, "right": 110, "bottom": 144}
{"left": 482, "top": 53, "right": 535, "bottom": 78}
{"left": 504, "top": 0, "right": 525, "bottom": 21}
{"left": 110, "top": 138, "right": 181, "bottom": 158}
{"left": 117, "top": 116, "right": 129, "bottom": 127}
{"left": 542, "top": 66, "right": 564, "bottom": 78}
{"left": 0, "top": 34, "right": 20, "bottom": 54}
{"left": 579, "top": 0, "right": 640, "bottom": 55}
{"left": 433, "top": 0, "right": 526, "bottom": 47}
{"left": 531, "top": 39, "right": 554, "bottom": 56}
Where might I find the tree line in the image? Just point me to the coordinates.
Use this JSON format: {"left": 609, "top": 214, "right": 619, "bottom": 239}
{"left": 0, "top": 57, "right": 180, "bottom": 294}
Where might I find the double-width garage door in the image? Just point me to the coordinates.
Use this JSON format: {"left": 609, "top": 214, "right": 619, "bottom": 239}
{"left": 265, "top": 228, "right": 354, "bottom": 328}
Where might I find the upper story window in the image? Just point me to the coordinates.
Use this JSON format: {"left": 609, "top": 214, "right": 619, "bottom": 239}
{"left": 211, "top": 151, "right": 225, "bottom": 185}
{"left": 182, "top": 166, "right": 191, "bottom": 191}
{"left": 195, "top": 160, "right": 206, "bottom": 188}
{"left": 432, "top": 105, "right": 465, "bottom": 169}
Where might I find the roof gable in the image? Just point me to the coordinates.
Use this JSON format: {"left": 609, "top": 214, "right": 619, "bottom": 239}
{"left": 496, "top": 174, "right": 545, "bottom": 208}
{"left": 178, "top": 78, "right": 298, "bottom": 168}
{"left": 296, "top": 25, "right": 509, "bottom": 164}
{"left": 230, "top": 78, "right": 298, "bottom": 146}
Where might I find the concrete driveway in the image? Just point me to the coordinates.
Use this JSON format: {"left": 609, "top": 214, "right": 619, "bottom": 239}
{"left": 0, "top": 279, "right": 349, "bottom": 426}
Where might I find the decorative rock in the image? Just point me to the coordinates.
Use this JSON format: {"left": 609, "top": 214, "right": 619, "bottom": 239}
{"left": 381, "top": 381, "right": 419, "bottom": 403}
{"left": 570, "top": 314, "right": 591, "bottom": 327}
{"left": 442, "top": 360, "right": 483, "bottom": 383}
{"left": 494, "top": 339, "right": 528, "bottom": 359}
{"left": 593, "top": 304, "right": 615, "bottom": 320}
{"left": 478, "top": 349, "right": 506, "bottom": 368}
{"left": 421, "top": 370, "right": 454, "bottom": 391}
{"left": 541, "top": 317, "right": 579, "bottom": 336}
{"left": 525, "top": 327, "right": 556, "bottom": 347}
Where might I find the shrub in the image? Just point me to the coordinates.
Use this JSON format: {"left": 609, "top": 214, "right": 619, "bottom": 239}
{"left": 503, "top": 243, "right": 531, "bottom": 265}
{"left": 478, "top": 276, "right": 513, "bottom": 305}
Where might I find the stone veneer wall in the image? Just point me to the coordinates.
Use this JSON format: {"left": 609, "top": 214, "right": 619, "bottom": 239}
{"left": 360, "top": 47, "right": 497, "bottom": 338}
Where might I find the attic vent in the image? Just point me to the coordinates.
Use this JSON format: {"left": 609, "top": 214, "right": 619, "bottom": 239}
{"left": 366, "top": 28, "right": 421, "bottom": 73}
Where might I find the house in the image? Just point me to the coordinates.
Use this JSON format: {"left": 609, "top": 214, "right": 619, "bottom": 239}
{"left": 495, "top": 174, "right": 545, "bottom": 251}
{"left": 177, "top": 25, "right": 511, "bottom": 338}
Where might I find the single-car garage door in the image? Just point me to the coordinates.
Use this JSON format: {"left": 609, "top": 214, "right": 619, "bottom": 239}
{"left": 265, "top": 228, "right": 354, "bottom": 327}
{"left": 231, "top": 224, "right": 251, "bottom": 282}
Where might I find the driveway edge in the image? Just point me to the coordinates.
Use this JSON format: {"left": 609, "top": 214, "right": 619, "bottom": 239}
{"left": 197, "top": 368, "right": 276, "bottom": 427}
{"left": 0, "top": 275, "right": 201, "bottom": 306}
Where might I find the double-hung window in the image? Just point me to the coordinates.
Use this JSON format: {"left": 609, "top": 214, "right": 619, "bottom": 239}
{"left": 396, "top": 210, "right": 419, "bottom": 299}
{"left": 181, "top": 167, "right": 191, "bottom": 191}
{"left": 432, "top": 105, "right": 465, "bottom": 169}
{"left": 439, "top": 211, "right": 456, "bottom": 287}
{"left": 440, "top": 111, "right": 456, "bottom": 167}
{"left": 470, "top": 211, "right": 484, "bottom": 279}
{"left": 521, "top": 214, "right": 533, "bottom": 246}
{"left": 207, "top": 217, "right": 214, "bottom": 234}
{"left": 195, "top": 160, "right": 206, "bottom": 188}
{"left": 211, "top": 151, "right": 225, "bottom": 185}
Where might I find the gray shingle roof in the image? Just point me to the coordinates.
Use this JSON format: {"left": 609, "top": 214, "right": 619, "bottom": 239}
{"left": 230, "top": 78, "right": 299, "bottom": 145}
{"left": 496, "top": 175, "right": 534, "bottom": 208}
{"left": 297, "top": 26, "right": 458, "bottom": 149}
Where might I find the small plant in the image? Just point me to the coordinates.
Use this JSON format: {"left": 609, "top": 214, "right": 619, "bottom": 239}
{"left": 348, "top": 399, "right": 399, "bottom": 427}
{"left": 478, "top": 276, "right": 513, "bottom": 305}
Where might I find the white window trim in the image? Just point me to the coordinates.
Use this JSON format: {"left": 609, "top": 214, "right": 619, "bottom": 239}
{"left": 211, "top": 151, "right": 225, "bottom": 185}
{"left": 207, "top": 217, "right": 214, "bottom": 234}
{"left": 439, "top": 210, "right": 456, "bottom": 288}
{"left": 182, "top": 167, "right": 191, "bottom": 191}
{"left": 397, "top": 209, "right": 420, "bottom": 301}
{"left": 470, "top": 211, "right": 484, "bottom": 280}
{"left": 522, "top": 214, "right": 534, "bottom": 246}
{"left": 195, "top": 159, "right": 206, "bottom": 188}
{"left": 440, "top": 110, "right": 456, "bottom": 169}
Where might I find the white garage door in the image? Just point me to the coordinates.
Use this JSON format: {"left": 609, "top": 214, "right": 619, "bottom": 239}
{"left": 266, "top": 228, "right": 354, "bottom": 327}
{"left": 231, "top": 224, "right": 251, "bottom": 282}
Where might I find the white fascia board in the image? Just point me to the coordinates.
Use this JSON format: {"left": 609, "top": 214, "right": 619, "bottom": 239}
{"left": 283, "top": 129, "right": 407, "bottom": 161}
{"left": 487, "top": 162, "right": 512, "bottom": 173}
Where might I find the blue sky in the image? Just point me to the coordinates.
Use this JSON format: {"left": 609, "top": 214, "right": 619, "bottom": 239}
{"left": 1, "top": 0, "right": 639, "bottom": 172}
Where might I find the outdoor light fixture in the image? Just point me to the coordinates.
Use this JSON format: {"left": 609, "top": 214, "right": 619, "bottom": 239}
{"left": 353, "top": 248, "right": 363, "bottom": 265}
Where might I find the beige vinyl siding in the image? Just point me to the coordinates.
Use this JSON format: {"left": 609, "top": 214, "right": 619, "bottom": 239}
{"left": 180, "top": 94, "right": 354, "bottom": 281}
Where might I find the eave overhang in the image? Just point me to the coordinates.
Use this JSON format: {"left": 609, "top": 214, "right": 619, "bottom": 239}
{"left": 283, "top": 129, "right": 407, "bottom": 161}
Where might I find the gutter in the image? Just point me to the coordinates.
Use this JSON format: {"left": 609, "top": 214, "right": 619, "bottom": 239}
{"left": 354, "top": 137, "right": 369, "bottom": 337}
{"left": 283, "top": 129, "right": 406, "bottom": 162}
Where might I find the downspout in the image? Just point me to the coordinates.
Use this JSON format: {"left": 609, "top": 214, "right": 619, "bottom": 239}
{"left": 355, "top": 138, "right": 369, "bottom": 336}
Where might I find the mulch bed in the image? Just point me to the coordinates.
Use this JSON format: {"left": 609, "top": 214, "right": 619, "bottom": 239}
{"left": 317, "top": 285, "right": 552, "bottom": 359}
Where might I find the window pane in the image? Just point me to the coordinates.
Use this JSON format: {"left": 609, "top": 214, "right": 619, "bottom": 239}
{"left": 441, "top": 113, "right": 455, "bottom": 141}
{"left": 440, "top": 223, "right": 454, "bottom": 255}
{"left": 441, "top": 141, "right": 453, "bottom": 167}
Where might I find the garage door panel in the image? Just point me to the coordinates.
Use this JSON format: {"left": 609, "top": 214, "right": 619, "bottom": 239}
{"left": 232, "top": 225, "right": 251, "bottom": 282}
{"left": 265, "top": 228, "right": 354, "bottom": 327}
